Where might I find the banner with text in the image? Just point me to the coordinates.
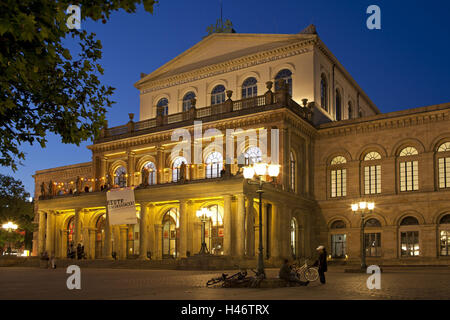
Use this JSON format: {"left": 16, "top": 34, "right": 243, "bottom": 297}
{"left": 106, "top": 187, "right": 137, "bottom": 225}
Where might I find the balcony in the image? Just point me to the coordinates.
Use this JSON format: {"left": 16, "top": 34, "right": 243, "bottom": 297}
{"left": 95, "top": 80, "right": 314, "bottom": 144}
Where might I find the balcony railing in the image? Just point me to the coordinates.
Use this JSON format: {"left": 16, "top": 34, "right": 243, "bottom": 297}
{"left": 96, "top": 80, "right": 314, "bottom": 143}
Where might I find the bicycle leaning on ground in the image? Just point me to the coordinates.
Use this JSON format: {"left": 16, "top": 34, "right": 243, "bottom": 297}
{"left": 291, "top": 260, "right": 319, "bottom": 282}
{"left": 206, "top": 267, "right": 264, "bottom": 288}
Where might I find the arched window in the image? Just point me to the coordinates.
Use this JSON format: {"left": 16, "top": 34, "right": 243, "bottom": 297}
{"left": 335, "top": 89, "right": 342, "bottom": 121}
{"left": 142, "top": 161, "right": 157, "bottom": 185}
{"left": 290, "top": 218, "right": 297, "bottom": 259}
{"left": 157, "top": 98, "right": 169, "bottom": 116}
{"left": 320, "top": 74, "right": 328, "bottom": 112}
{"left": 348, "top": 101, "right": 353, "bottom": 119}
{"left": 330, "top": 156, "right": 347, "bottom": 198}
{"left": 172, "top": 156, "right": 187, "bottom": 182}
{"left": 438, "top": 142, "right": 450, "bottom": 189}
{"left": 244, "top": 146, "right": 262, "bottom": 165}
{"left": 205, "top": 151, "right": 223, "bottom": 179}
{"left": 440, "top": 214, "right": 450, "bottom": 256}
{"left": 331, "top": 220, "right": 346, "bottom": 229}
{"left": 242, "top": 77, "right": 258, "bottom": 98}
{"left": 182, "top": 91, "right": 196, "bottom": 112}
{"left": 363, "top": 151, "right": 381, "bottom": 194}
{"left": 211, "top": 85, "right": 226, "bottom": 105}
{"left": 114, "top": 166, "right": 127, "bottom": 188}
{"left": 162, "top": 208, "right": 179, "bottom": 258}
{"left": 364, "top": 218, "right": 381, "bottom": 257}
{"left": 275, "top": 69, "right": 292, "bottom": 96}
{"left": 290, "top": 151, "right": 296, "bottom": 192}
{"left": 399, "top": 147, "right": 419, "bottom": 192}
{"left": 400, "top": 216, "right": 420, "bottom": 257}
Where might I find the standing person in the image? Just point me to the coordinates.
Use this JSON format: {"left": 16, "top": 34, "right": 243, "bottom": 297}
{"left": 313, "top": 245, "right": 328, "bottom": 284}
{"left": 76, "top": 243, "right": 82, "bottom": 260}
{"left": 50, "top": 252, "right": 56, "bottom": 269}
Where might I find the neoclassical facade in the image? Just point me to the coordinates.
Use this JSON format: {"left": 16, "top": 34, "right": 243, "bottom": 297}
{"left": 32, "top": 26, "right": 450, "bottom": 266}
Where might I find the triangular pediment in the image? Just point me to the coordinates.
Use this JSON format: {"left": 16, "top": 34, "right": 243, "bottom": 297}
{"left": 135, "top": 33, "right": 316, "bottom": 88}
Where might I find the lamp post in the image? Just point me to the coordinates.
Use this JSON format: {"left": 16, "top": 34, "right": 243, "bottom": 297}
{"left": 351, "top": 201, "right": 375, "bottom": 270}
{"left": 243, "top": 162, "right": 280, "bottom": 278}
{"left": 2, "top": 222, "right": 18, "bottom": 255}
{"left": 196, "top": 208, "right": 212, "bottom": 255}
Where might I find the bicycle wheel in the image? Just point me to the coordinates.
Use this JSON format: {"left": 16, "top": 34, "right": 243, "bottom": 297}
{"left": 206, "top": 278, "right": 223, "bottom": 287}
{"left": 305, "top": 268, "right": 319, "bottom": 282}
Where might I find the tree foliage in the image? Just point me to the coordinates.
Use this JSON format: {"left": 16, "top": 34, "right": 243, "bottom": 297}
{"left": 0, "top": 0, "right": 157, "bottom": 170}
{"left": 0, "top": 174, "right": 33, "bottom": 250}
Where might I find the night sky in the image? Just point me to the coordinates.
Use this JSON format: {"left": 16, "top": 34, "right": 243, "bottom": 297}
{"left": 2, "top": 0, "right": 449, "bottom": 196}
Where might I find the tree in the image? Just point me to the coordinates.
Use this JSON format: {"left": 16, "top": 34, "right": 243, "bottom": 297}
{"left": 0, "top": 174, "right": 33, "bottom": 252}
{"left": 0, "top": 0, "right": 157, "bottom": 170}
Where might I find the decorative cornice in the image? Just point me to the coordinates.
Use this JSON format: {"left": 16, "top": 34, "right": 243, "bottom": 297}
{"left": 139, "top": 39, "right": 316, "bottom": 94}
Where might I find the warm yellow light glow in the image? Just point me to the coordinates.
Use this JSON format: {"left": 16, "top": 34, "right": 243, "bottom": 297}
{"left": 368, "top": 202, "right": 375, "bottom": 210}
{"left": 243, "top": 166, "right": 255, "bottom": 179}
{"left": 267, "top": 164, "right": 280, "bottom": 177}
{"left": 359, "top": 201, "right": 367, "bottom": 210}
{"left": 351, "top": 203, "right": 358, "bottom": 212}
{"left": 253, "top": 162, "right": 267, "bottom": 176}
{"left": 2, "top": 222, "right": 18, "bottom": 230}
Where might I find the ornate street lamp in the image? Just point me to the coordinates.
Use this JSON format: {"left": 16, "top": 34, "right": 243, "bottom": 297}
{"left": 196, "top": 208, "right": 213, "bottom": 255}
{"left": 243, "top": 162, "right": 280, "bottom": 278}
{"left": 2, "top": 222, "right": 18, "bottom": 255}
{"left": 351, "top": 201, "right": 375, "bottom": 270}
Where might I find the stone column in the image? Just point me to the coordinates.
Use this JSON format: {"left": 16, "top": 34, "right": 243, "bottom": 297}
{"left": 236, "top": 194, "right": 245, "bottom": 257}
{"left": 223, "top": 194, "right": 232, "bottom": 256}
{"left": 186, "top": 201, "right": 194, "bottom": 256}
{"left": 179, "top": 200, "right": 188, "bottom": 258}
{"left": 74, "top": 208, "right": 83, "bottom": 245}
{"left": 281, "top": 127, "right": 291, "bottom": 190}
{"left": 154, "top": 224, "right": 162, "bottom": 259}
{"left": 89, "top": 228, "right": 96, "bottom": 259}
{"left": 281, "top": 206, "right": 292, "bottom": 258}
{"left": 127, "top": 151, "right": 136, "bottom": 186}
{"left": 139, "top": 203, "right": 150, "bottom": 260}
{"left": 45, "top": 211, "right": 55, "bottom": 255}
{"left": 271, "top": 203, "right": 281, "bottom": 261}
{"left": 119, "top": 226, "right": 128, "bottom": 260}
{"left": 245, "top": 196, "right": 254, "bottom": 257}
{"left": 38, "top": 211, "right": 46, "bottom": 255}
{"left": 103, "top": 208, "right": 113, "bottom": 259}
{"left": 100, "top": 156, "right": 107, "bottom": 188}
{"left": 156, "top": 147, "right": 165, "bottom": 184}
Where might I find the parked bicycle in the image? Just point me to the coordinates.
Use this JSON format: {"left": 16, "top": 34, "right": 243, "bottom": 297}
{"left": 206, "top": 267, "right": 264, "bottom": 288}
{"left": 291, "top": 260, "right": 319, "bottom": 282}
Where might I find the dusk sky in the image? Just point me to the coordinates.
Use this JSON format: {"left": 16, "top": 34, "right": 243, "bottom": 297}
{"left": 2, "top": 0, "right": 450, "bottom": 196}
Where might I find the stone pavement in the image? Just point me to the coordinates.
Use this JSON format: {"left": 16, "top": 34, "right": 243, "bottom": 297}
{"left": 0, "top": 266, "right": 449, "bottom": 300}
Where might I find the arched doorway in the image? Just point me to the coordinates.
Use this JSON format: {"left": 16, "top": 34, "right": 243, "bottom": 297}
{"left": 67, "top": 216, "right": 75, "bottom": 256}
{"left": 162, "top": 208, "right": 179, "bottom": 258}
{"left": 203, "top": 204, "right": 224, "bottom": 255}
{"left": 95, "top": 214, "right": 106, "bottom": 259}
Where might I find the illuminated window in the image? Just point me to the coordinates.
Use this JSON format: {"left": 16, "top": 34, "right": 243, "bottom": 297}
{"left": 290, "top": 152, "right": 296, "bottom": 192}
{"left": 114, "top": 166, "right": 127, "bottom": 188}
{"left": 242, "top": 77, "right": 257, "bottom": 98}
{"left": 400, "top": 216, "right": 420, "bottom": 257}
{"left": 330, "top": 156, "right": 347, "bottom": 198}
{"left": 142, "top": 161, "right": 157, "bottom": 185}
{"left": 182, "top": 92, "right": 196, "bottom": 112}
{"left": 172, "top": 156, "right": 187, "bottom": 182}
{"left": 399, "top": 147, "right": 419, "bottom": 191}
{"left": 364, "top": 218, "right": 381, "bottom": 257}
{"left": 211, "top": 85, "right": 225, "bottom": 105}
{"left": 205, "top": 151, "right": 223, "bottom": 179}
{"left": 438, "top": 142, "right": 450, "bottom": 189}
{"left": 162, "top": 208, "right": 179, "bottom": 258}
{"left": 275, "top": 69, "right": 292, "bottom": 96}
{"left": 290, "top": 218, "right": 297, "bottom": 259}
{"left": 363, "top": 152, "right": 381, "bottom": 194}
{"left": 244, "top": 146, "right": 262, "bottom": 165}
{"left": 439, "top": 214, "right": 450, "bottom": 256}
{"left": 320, "top": 74, "right": 328, "bottom": 112}
{"left": 157, "top": 98, "right": 169, "bottom": 116}
{"left": 203, "top": 204, "right": 224, "bottom": 255}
